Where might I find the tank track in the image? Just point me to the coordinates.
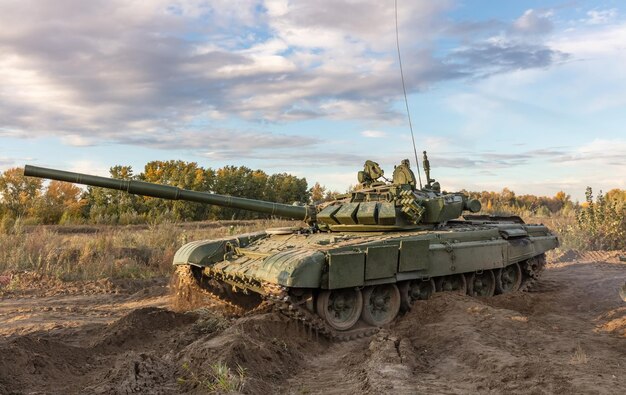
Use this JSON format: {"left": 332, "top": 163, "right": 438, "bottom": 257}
{"left": 174, "top": 254, "right": 546, "bottom": 342}
{"left": 519, "top": 254, "right": 546, "bottom": 292}
{"left": 264, "top": 284, "right": 380, "bottom": 341}
{"left": 173, "top": 266, "right": 380, "bottom": 340}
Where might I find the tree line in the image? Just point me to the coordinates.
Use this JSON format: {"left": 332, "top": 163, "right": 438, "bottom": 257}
{"left": 465, "top": 187, "right": 625, "bottom": 217}
{"left": 0, "top": 162, "right": 623, "bottom": 232}
{"left": 0, "top": 161, "right": 310, "bottom": 225}
{"left": 465, "top": 188, "right": 576, "bottom": 217}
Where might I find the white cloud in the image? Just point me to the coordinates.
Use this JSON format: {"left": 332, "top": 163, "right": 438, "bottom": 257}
{"left": 545, "top": 21, "right": 626, "bottom": 114}
{"left": 60, "top": 134, "right": 97, "bottom": 147}
{"left": 585, "top": 9, "right": 618, "bottom": 25}
{"left": 575, "top": 138, "right": 626, "bottom": 160}
{"left": 361, "top": 130, "right": 387, "bottom": 138}
{"left": 67, "top": 160, "right": 111, "bottom": 177}
{"left": 513, "top": 9, "right": 554, "bottom": 35}
{"left": 0, "top": 157, "right": 15, "bottom": 171}
{"left": 0, "top": 0, "right": 570, "bottom": 149}
{"left": 550, "top": 21, "right": 626, "bottom": 56}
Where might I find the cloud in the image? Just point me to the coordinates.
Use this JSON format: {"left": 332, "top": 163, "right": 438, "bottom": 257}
{"left": 449, "top": 41, "right": 568, "bottom": 78}
{"left": 512, "top": 9, "right": 554, "bottom": 35}
{"left": 542, "top": 21, "right": 626, "bottom": 115}
{"left": 585, "top": 9, "right": 618, "bottom": 25}
{"left": 361, "top": 130, "right": 387, "bottom": 138}
{"left": 0, "top": 157, "right": 15, "bottom": 169}
{"left": 0, "top": 0, "right": 451, "bottom": 141}
{"left": 67, "top": 160, "right": 112, "bottom": 177}
{"left": 548, "top": 139, "right": 626, "bottom": 166}
{"left": 60, "top": 134, "right": 97, "bottom": 147}
{"left": 118, "top": 128, "right": 319, "bottom": 159}
{"left": 430, "top": 140, "right": 625, "bottom": 201}
{"left": 443, "top": 8, "right": 568, "bottom": 79}
{"left": 203, "top": 149, "right": 368, "bottom": 168}
{"left": 423, "top": 140, "right": 626, "bottom": 171}
{"left": 0, "top": 0, "right": 573, "bottom": 150}
{"left": 549, "top": 20, "right": 626, "bottom": 56}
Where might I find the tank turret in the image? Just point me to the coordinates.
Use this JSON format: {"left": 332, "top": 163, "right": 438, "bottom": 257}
{"left": 25, "top": 156, "right": 480, "bottom": 232}
{"left": 316, "top": 155, "right": 481, "bottom": 231}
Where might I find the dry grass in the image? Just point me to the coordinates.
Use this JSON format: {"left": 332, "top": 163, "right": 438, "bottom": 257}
{"left": 178, "top": 361, "right": 246, "bottom": 393}
{"left": 0, "top": 219, "right": 294, "bottom": 282}
{"left": 570, "top": 342, "right": 588, "bottom": 365}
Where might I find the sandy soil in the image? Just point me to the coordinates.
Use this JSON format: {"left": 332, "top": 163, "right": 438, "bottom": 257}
{"left": 0, "top": 251, "right": 624, "bottom": 395}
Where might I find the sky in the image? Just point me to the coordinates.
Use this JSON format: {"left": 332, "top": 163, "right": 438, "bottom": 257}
{"left": 1, "top": 0, "right": 625, "bottom": 201}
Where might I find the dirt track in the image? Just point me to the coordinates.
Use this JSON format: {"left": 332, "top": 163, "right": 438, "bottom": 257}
{"left": 0, "top": 251, "right": 624, "bottom": 394}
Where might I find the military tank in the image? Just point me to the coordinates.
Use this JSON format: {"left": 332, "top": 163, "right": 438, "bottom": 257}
{"left": 24, "top": 152, "right": 558, "bottom": 339}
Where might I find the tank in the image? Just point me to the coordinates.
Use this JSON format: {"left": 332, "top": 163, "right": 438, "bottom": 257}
{"left": 24, "top": 152, "right": 559, "bottom": 339}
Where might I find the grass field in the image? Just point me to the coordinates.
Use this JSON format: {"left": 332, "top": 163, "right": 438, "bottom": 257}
{"left": 0, "top": 219, "right": 293, "bottom": 281}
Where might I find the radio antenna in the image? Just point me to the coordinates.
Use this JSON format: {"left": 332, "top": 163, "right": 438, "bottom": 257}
{"left": 394, "top": 0, "right": 423, "bottom": 188}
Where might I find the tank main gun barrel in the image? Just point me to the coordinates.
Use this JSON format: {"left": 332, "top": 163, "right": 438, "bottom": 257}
{"left": 24, "top": 165, "right": 315, "bottom": 222}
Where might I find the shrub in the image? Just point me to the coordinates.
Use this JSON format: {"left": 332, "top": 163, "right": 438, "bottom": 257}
{"left": 178, "top": 361, "right": 246, "bottom": 393}
{"left": 568, "top": 187, "right": 625, "bottom": 250}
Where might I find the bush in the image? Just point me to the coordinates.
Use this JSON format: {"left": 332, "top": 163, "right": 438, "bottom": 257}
{"left": 0, "top": 215, "right": 16, "bottom": 234}
{"left": 566, "top": 187, "right": 625, "bottom": 250}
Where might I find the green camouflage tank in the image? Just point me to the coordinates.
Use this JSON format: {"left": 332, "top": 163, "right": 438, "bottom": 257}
{"left": 25, "top": 152, "right": 558, "bottom": 339}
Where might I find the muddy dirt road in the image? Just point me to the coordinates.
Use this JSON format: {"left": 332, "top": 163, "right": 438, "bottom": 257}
{"left": 0, "top": 252, "right": 624, "bottom": 394}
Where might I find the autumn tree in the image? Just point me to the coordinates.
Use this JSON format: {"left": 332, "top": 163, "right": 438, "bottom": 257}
{"left": 34, "top": 180, "right": 86, "bottom": 224}
{"left": 605, "top": 188, "right": 626, "bottom": 203}
{"left": 139, "top": 160, "right": 214, "bottom": 221}
{"left": 0, "top": 167, "right": 43, "bottom": 218}
{"left": 212, "top": 166, "right": 268, "bottom": 219}
{"left": 309, "top": 182, "right": 326, "bottom": 203}
{"left": 264, "top": 173, "right": 309, "bottom": 204}
{"left": 85, "top": 165, "right": 142, "bottom": 224}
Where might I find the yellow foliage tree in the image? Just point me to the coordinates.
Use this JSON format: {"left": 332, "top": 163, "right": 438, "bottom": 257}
{"left": 0, "top": 167, "right": 43, "bottom": 218}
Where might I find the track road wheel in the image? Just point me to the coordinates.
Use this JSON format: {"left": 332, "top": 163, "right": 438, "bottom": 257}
{"left": 400, "top": 279, "right": 436, "bottom": 309}
{"left": 496, "top": 263, "right": 522, "bottom": 294}
{"left": 316, "top": 288, "right": 363, "bottom": 331}
{"left": 361, "top": 284, "right": 401, "bottom": 327}
{"left": 436, "top": 274, "right": 467, "bottom": 294}
{"left": 467, "top": 271, "right": 496, "bottom": 297}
